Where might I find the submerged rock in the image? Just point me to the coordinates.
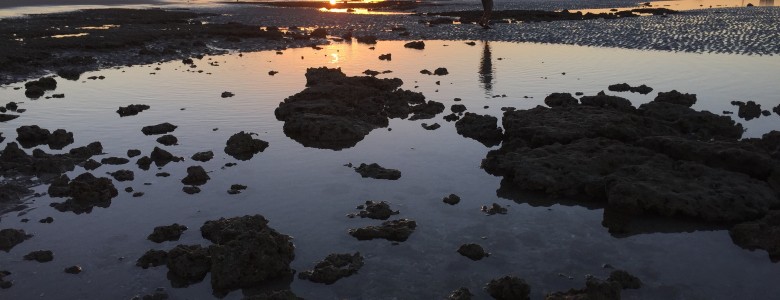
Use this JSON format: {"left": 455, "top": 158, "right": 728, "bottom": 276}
{"left": 101, "top": 157, "right": 129, "bottom": 165}
{"left": 484, "top": 276, "right": 530, "bottom": 300}
{"left": 481, "top": 203, "right": 507, "bottom": 215}
{"left": 421, "top": 123, "right": 441, "bottom": 130}
{"left": 298, "top": 252, "right": 364, "bottom": 284}
{"left": 457, "top": 243, "right": 489, "bottom": 260}
{"left": 166, "top": 245, "right": 211, "bottom": 286}
{"left": 148, "top": 224, "right": 188, "bottom": 243}
{"left": 608, "top": 270, "right": 642, "bottom": 289}
{"left": 348, "top": 219, "right": 416, "bottom": 241}
{"left": 730, "top": 210, "right": 780, "bottom": 262}
{"left": 354, "top": 163, "right": 401, "bottom": 180}
{"left": 546, "top": 277, "right": 621, "bottom": 300}
{"left": 142, "top": 123, "right": 177, "bottom": 135}
{"left": 455, "top": 113, "right": 503, "bottom": 147}
{"left": 224, "top": 132, "right": 268, "bottom": 161}
{"left": 23, "top": 250, "right": 53, "bottom": 262}
{"left": 275, "top": 67, "right": 433, "bottom": 150}
{"left": 0, "top": 228, "right": 32, "bottom": 252}
{"left": 64, "top": 265, "right": 82, "bottom": 274}
{"left": 182, "top": 186, "right": 201, "bottom": 194}
{"left": 0, "top": 270, "right": 11, "bottom": 289}
{"left": 117, "top": 104, "right": 150, "bottom": 117}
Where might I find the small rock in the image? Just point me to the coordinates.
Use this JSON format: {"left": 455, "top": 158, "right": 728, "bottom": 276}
{"left": 448, "top": 287, "right": 473, "bottom": 300}
{"left": 379, "top": 53, "right": 392, "bottom": 61}
{"left": 481, "top": 203, "right": 507, "bottom": 215}
{"left": 421, "top": 123, "right": 440, "bottom": 130}
{"left": 142, "top": 123, "right": 177, "bottom": 136}
{"left": 0, "top": 228, "right": 32, "bottom": 252}
{"left": 298, "top": 252, "right": 364, "bottom": 284}
{"left": 404, "top": 41, "right": 425, "bottom": 50}
{"left": 182, "top": 186, "right": 201, "bottom": 194}
{"left": 127, "top": 149, "right": 142, "bottom": 158}
{"left": 148, "top": 224, "right": 188, "bottom": 243}
{"left": 181, "top": 166, "right": 210, "bottom": 186}
{"left": 101, "top": 157, "right": 129, "bottom": 165}
{"left": 348, "top": 219, "right": 416, "bottom": 241}
{"left": 353, "top": 201, "right": 399, "bottom": 220}
{"left": 137, "top": 249, "right": 168, "bottom": 269}
{"left": 109, "top": 170, "right": 134, "bottom": 181}
{"left": 354, "top": 163, "right": 401, "bottom": 180}
{"left": 458, "top": 243, "right": 489, "bottom": 260}
{"left": 221, "top": 92, "right": 235, "bottom": 98}
{"left": 23, "top": 250, "right": 54, "bottom": 262}
{"left": 484, "top": 276, "right": 530, "bottom": 300}
{"left": 39, "top": 217, "right": 54, "bottom": 223}
{"left": 64, "top": 265, "right": 82, "bottom": 274}
{"left": 191, "top": 151, "right": 214, "bottom": 162}
{"left": 156, "top": 135, "right": 178, "bottom": 146}
{"left": 443, "top": 194, "right": 461, "bottom": 205}
{"left": 117, "top": 104, "right": 150, "bottom": 117}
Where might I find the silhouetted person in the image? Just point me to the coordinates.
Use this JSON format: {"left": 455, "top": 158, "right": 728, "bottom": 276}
{"left": 479, "top": 0, "right": 493, "bottom": 28}
{"left": 479, "top": 41, "right": 494, "bottom": 93}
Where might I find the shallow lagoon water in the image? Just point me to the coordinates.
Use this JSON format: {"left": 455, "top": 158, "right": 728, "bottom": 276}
{"left": 1, "top": 40, "right": 779, "bottom": 299}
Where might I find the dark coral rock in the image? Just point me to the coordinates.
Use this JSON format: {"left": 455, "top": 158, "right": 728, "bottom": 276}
{"left": 136, "top": 156, "right": 152, "bottom": 171}
{"left": 404, "top": 41, "right": 425, "bottom": 49}
{"left": 182, "top": 186, "right": 201, "bottom": 194}
{"left": 353, "top": 201, "right": 399, "bottom": 220}
{"left": 224, "top": 132, "right": 269, "bottom": 161}
{"left": 630, "top": 84, "right": 653, "bottom": 94}
{"left": 101, "top": 157, "right": 129, "bottom": 165}
{"left": 221, "top": 92, "right": 235, "bottom": 98}
{"left": 166, "top": 245, "right": 211, "bottom": 286}
{"left": 409, "top": 100, "right": 445, "bottom": 120}
{"left": 109, "top": 170, "right": 134, "bottom": 181}
{"left": 544, "top": 93, "right": 578, "bottom": 107}
{"left": 481, "top": 203, "right": 507, "bottom": 215}
{"left": 117, "top": 104, "right": 150, "bottom": 117}
{"left": 451, "top": 104, "right": 467, "bottom": 113}
{"left": 16, "top": 125, "right": 50, "bottom": 148}
{"left": 354, "top": 163, "right": 401, "bottom": 180}
{"left": 443, "top": 194, "right": 461, "bottom": 205}
{"left": 142, "top": 123, "right": 177, "bottom": 135}
{"left": 654, "top": 90, "right": 697, "bottom": 107}
{"left": 458, "top": 243, "right": 489, "bottom": 260}
{"left": 348, "top": 219, "right": 417, "bottom": 241}
{"left": 156, "top": 135, "right": 178, "bottom": 146}
{"left": 608, "top": 270, "right": 642, "bottom": 289}
{"left": 455, "top": 113, "right": 503, "bottom": 147}
{"left": 24, "top": 77, "right": 57, "bottom": 98}
{"left": 50, "top": 172, "right": 118, "bottom": 214}
{"left": 69, "top": 141, "right": 103, "bottom": 159}
{"left": 298, "top": 252, "right": 364, "bottom": 284}
{"left": 421, "top": 123, "right": 441, "bottom": 130}
{"left": 148, "top": 224, "right": 188, "bottom": 243}
{"left": 355, "top": 35, "right": 377, "bottom": 44}
{"left": 443, "top": 113, "right": 460, "bottom": 122}
{"left": 201, "top": 215, "right": 295, "bottom": 292}
{"left": 64, "top": 265, "right": 82, "bottom": 274}
{"left": 310, "top": 28, "right": 327, "bottom": 38}
{"left": 579, "top": 91, "right": 634, "bottom": 112}
{"left": 23, "top": 250, "right": 53, "bottom": 262}
{"left": 0, "top": 229, "right": 32, "bottom": 252}
{"left": 191, "top": 151, "right": 214, "bottom": 162}
{"left": 275, "top": 67, "right": 427, "bottom": 150}
{"left": 150, "top": 147, "right": 182, "bottom": 166}
{"left": 135, "top": 250, "right": 168, "bottom": 269}
{"left": 39, "top": 217, "right": 54, "bottom": 223}
{"left": 730, "top": 210, "right": 780, "bottom": 262}
{"left": 434, "top": 67, "right": 449, "bottom": 76}
{"left": 181, "top": 166, "right": 210, "bottom": 186}
{"left": 48, "top": 129, "right": 74, "bottom": 150}
{"left": 228, "top": 184, "right": 247, "bottom": 194}
{"left": 546, "top": 277, "right": 622, "bottom": 300}
{"left": 484, "top": 276, "right": 530, "bottom": 300}
{"left": 378, "top": 53, "right": 391, "bottom": 61}
{"left": 127, "top": 149, "right": 142, "bottom": 158}
{"left": 607, "top": 83, "right": 631, "bottom": 92}
{"left": 448, "top": 287, "right": 473, "bottom": 300}
{"left": 47, "top": 174, "right": 71, "bottom": 197}
{"left": 0, "top": 270, "right": 11, "bottom": 289}
{"left": 731, "top": 100, "right": 763, "bottom": 121}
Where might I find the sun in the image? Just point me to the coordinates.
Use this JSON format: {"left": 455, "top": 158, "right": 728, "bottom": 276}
{"left": 329, "top": 0, "right": 336, "bottom": 4}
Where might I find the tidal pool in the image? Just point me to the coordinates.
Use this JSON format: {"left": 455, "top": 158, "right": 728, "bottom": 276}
{"left": 0, "top": 40, "right": 779, "bottom": 299}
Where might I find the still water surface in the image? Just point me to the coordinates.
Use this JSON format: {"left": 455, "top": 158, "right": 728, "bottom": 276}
{"left": 0, "top": 40, "right": 779, "bottom": 299}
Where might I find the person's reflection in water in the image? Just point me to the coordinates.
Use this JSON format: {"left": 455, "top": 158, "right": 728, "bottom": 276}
{"left": 479, "top": 41, "right": 494, "bottom": 95}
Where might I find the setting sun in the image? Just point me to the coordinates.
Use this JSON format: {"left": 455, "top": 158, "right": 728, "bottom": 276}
{"left": 329, "top": 0, "right": 336, "bottom": 5}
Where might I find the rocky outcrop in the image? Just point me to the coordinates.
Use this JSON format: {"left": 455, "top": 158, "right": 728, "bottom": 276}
{"left": 404, "top": 41, "right": 425, "bottom": 49}
{"left": 16, "top": 126, "right": 74, "bottom": 150}
{"left": 354, "top": 163, "right": 401, "bottom": 180}
{"left": 0, "top": 228, "right": 32, "bottom": 252}
{"left": 483, "top": 91, "right": 778, "bottom": 235}
{"left": 730, "top": 210, "right": 780, "bottom": 262}
{"left": 298, "top": 252, "right": 364, "bottom": 284}
{"left": 544, "top": 93, "right": 577, "bottom": 107}
{"left": 484, "top": 276, "right": 530, "bottom": 300}
{"left": 49, "top": 172, "right": 119, "bottom": 214}
{"left": 348, "top": 219, "right": 416, "bottom": 241}
{"left": 731, "top": 100, "right": 762, "bottom": 120}
{"left": 349, "top": 201, "right": 399, "bottom": 220}
{"left": 150, "top": 147, "right": 182, "bottom": 167}
{"left": 457, "top": 243, "right": 489, "bottom": 260}
{"left": 142, "top": 123, "right": 177, "bottom": 135}
{"left": 455, "top": 113, "right": 503, "bottom": 147}
{"left": 224, "top": 132, "right": 268, "bottom": 161}
{"left": 148, "top": 224, "right": 188, "bottom": 243}
{"left": 181, "top": 166, "right": 210, "bottom": 186}
{"left": 275, "top": 67, "right": 435, "bottom": 150}
{"left": 117, "top": 104, "right": 150, "bottom": 117}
